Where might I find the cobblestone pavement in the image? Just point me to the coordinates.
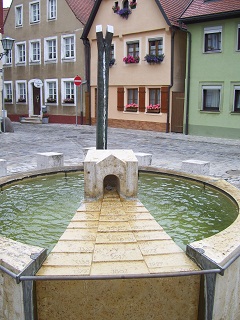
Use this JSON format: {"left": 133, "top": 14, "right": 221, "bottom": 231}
{"left": 1, "top": 122, "right": 240, "bottom": 188}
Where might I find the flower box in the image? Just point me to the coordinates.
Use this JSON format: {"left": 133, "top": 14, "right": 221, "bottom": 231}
{"left": 117, "top": 8, "right": 131, "bottom": 19}
{"left": 46, "top": 97, "right": 56, "bottom": 103}
{"left": 63, "top": 98, "right": 74, "bottom": 103}
{"left": 18, "top": 98, "right": 26, "bottom": 103}
{"left": 146, "top": 104, "right": 161, "bottom": 113}
{"left": 125, "top": 103, "right": 138, "bottom": 112}
{"left": 109, "top": 58, "right": 115, "bottom": 67}
{"left": 123, "top": 55, "right": 139, "bottom": 64}
{"left": 144, "top": 54, "right": 165, "bottom": 64}
{"left": 4, "top": 98, "right": 12, "bottom": 103}
{"left": 146, "top": 109, "right": 160, "bottom": 114}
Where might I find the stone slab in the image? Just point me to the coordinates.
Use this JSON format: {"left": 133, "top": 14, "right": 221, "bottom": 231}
{"left": 181, "top": 159, "right": 210, "bottom": 175}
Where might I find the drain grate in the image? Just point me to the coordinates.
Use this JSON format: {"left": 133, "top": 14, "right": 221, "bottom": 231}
{"left": 226, "top": 170, "right": 240, "bottom": 176}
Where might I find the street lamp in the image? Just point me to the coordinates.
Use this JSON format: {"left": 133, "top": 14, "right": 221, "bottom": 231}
{"left": 0, "top": 37, "right": 15, "bottom": 133}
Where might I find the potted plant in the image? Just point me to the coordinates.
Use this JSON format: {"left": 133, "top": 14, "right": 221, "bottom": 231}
{"left": 4, "top": 98, "right": 12, "bottom": 103}
{"left": 46, "top": 97, "right": 56, "bottom": 103}
{"left": 117, "top": 8, "right": 131, "bottom": 19}
{"left": 112, "top": 5, "right": 120, "bottom": 13}
{"left": 125, "top": 103, "right": 138, "bottom": 112}
{"left": 130, "top": 1, "right": 137, "bottom": 9}
{"left": 123, "top": 55, "right": 139, "bottom": 64}
{"left": 109, "top": 58, "right": 115, "bottom": 67}
{"left": 18, "top": 97, "right": 26, "bottom": 103}
{"left": 146, "top": 104, "right": 161, "bottom": 113}
{"left": 63, "top": 98, "right": 74, "bottom": 103}
{"left": 144, "top": 54, "right": 165, "bottom": 64}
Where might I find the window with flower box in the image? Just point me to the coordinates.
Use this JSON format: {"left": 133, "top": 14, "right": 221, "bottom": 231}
{"left": 30, "top": 1, "right": 40, "bottom": 24}
{"left": 145, "top": 38, "right": 164, "bottom": 63}
{"left": 48, "top": 0, "right": 56, "bottom": 20}
{"left": 15, "top": 42, "right": 26, "bottom": 65}
{"left": 123, "top": 41, "right": 139, "bottom": 63}
{"left": 16, "top": 81, "right": 27, "bottom": 103}
{"left": 4, "top": 82, "right": 13, "bottom": 103}
{"left": 29, "top": 40, "right": 40, "bottom": 63}
{"left": 45, "top": 79, "right": 57, "bottom": 104}
{"left": 15, "top": 5, "right": 23, "bottom": 27}
{"left": 146, "top": 89, "right": 161, "bottom": 113}
{"left": 204, "top": 26, "right": 222, "bottom": 53}
{"left": 125, "top": 88, "right": 138, "bottom": 111}
{"left": 61, "top": 79, "right": 75, "bottom": 104}
{"left": 233, "top": 86, "right": 240, "bottom": 112}
{"left": 45, "top": 37, "right": 57, "bottom": 62}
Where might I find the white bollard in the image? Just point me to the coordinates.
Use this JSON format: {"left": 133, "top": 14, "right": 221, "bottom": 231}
{"left": 37, "top": 152, "right": 64, "bottom": 169}
{"left": 0, "top": 159, "right": 7, "bottom": 177}
{"left": 181, "top": 159, "right": 210, "bottom": 175}
{"left": 135, "top": 152, "right": 152, "bottom": 167}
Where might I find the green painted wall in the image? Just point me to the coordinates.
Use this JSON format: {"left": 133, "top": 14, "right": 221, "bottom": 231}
{"left": 184, "top": 18, "right": 240, "bottom": 139}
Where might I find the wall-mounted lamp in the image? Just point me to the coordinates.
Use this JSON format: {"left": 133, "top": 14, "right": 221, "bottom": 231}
{"left": 0, "top": 37, "right": 15, "bottom": 60}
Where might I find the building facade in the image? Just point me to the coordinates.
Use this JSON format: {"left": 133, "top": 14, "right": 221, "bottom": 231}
{"left": 3, "top": 0, "right": 94, "bottom": 124}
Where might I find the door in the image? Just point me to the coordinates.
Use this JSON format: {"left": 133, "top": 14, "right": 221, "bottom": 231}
{"left": 33, "top": 85, "right": 41, "bottom": 115}
{"left": 171, "top": 92, "right": 184, "bottom": 133}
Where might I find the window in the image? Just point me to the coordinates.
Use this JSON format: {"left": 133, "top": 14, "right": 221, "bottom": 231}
{"left": 29, "top": 40, "right": 40, "bottom": 63}
{"left": 45, "top": 79, "right": 57, "bottom": 103}
{"left": 15, "top": 42, "right": 26, "bottom": 64}
{"left": 48, "top": 0, "right": 56, "bottom": 20}
{"left": 109, "top": 44, "right": 115, "bottom": 66}
{"left": 149, "top": 88, "right": 160, "bottom": 105}
{"left": 233, "top": 86, "right": 240, "bottom": 112}
{"left": 15, "top": 5, "right": 23, "bottom": 27}
{"left": 62, "top": 79, "right": 75, "bottom": 104}
{"left": 4, "top": 50, "right": 12, "bottom": 65}
{"left": 61, "top": 35, "right": 75, "bottom": 60}
{"left": 202, "top": 86, "right": 221, "bottom": 111}
{"left": 16, "top": 81, "right": 27, "bottom": 103}
{"left": 149, "top": 38, "right": 163, "bottom": 56}
{"left": 237, "top": 25, "right": 240, "bottom": 51}
{"left": 45, "top": 37, "right": 57, "bottom": 61}
{"left": 127, "top": 41, "right": 139, "bottom": 58}
{"left": 30, "top": 1, "right": 40, "bottom": 23}
{"left": 4, "top": 82, "right": 13, "bottom": 103}
{"left": 127, "top": 88, "right": 138, "bottom": 104}
{"left": 204, "top": 26, "right": 222, "bottom": 53}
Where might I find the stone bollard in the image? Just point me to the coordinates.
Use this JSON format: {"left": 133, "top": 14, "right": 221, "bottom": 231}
{"left": 181, "top": 159, "right": 210, "bottom": 175}
{"left": 135, "top": 152, "right": 152, "bottom": 167}
{"left": 37, "top": 152, "right": 64, "bottom": 169}
{"left": 0, "top": 159, "right": 7, "bottom": 177}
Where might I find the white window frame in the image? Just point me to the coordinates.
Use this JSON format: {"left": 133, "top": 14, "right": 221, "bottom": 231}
{"left": 44, "top": 79, "right": 58, "bottom": 104}
{"left": 61, "top": 34, "right": 76, "bottom": 61}
{"left": 44, "top": 36, "right": 57, "bottom": 63}
{"left": 47, "top": 0, "right": 57, "bottom": 20}
{"left": 233, "top": 85, "right": 240, "bottom": 112}
{"left": 4, "top": 81, "right": 13, "bottom": 103}
{"left": 15, "top": 5, "right": 23, "bottom": 27}
{"left": 29, "top": 39, "right": 41, "bottom": 63}
{"left": 61, "top": 78, "right": 76, "bottom": 105}
{"left": 29, "top": 1, "right": 40, "bottom": 24}
{"left": 4, "top": 50, "right": 12, "bottom": 65}
{"left": 204, "top": 26, "right": 222, "bottom": 53}
{"left": 201, "top": 85, "right": 222, "bottom": 111}
{"left": 16, "top": 80, "right": 27, "bottom": 103}
{"left": 15, "top": 41, "right": 26, "bottom": 65}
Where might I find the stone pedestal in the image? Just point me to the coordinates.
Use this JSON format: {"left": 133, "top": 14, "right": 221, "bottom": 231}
{"left": 181, "top": 159, "right": 210, "bottom": 175}
{"left": 0, "top": 159, "right": 7, "bottom": 177}
{"left": 135, "top": 152, "right": 152, "bottom": 166}
{"left": 37, "top": 152, "right": 64, "bottom": 169}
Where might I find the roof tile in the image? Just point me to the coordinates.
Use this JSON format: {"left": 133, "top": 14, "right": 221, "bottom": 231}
{"left": 66, "top": 0, "right": 95, "bottom": 25}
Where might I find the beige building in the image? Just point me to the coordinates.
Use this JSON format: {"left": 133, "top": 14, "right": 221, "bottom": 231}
{"left": 82, "top": 0, "right": 189, "bottom": 133}
{"left": 3, "top": 0, "right": 94, "bottom": 124}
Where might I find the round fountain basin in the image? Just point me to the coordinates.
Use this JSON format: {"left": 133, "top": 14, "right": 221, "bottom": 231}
{"left": 0, "top": 167, "right": 238, "bottom": 251}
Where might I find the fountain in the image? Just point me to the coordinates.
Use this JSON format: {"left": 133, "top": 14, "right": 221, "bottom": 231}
{"left": 0, "top": 26, "right": 240, "bottom": 320}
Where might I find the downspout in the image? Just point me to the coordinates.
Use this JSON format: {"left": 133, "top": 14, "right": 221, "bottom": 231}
{"left": 83, "top": 38, "right": 91, "bottom": 125}
{"left": 179, "top": 22, "right": 191, "bottom": 135}
{"left": 167, "top": 28, "right": 175, "bottom": 133}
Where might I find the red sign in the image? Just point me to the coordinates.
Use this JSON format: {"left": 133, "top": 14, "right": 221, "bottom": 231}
{"left": 74, "top": 75, "right": 82, "bottom": 86}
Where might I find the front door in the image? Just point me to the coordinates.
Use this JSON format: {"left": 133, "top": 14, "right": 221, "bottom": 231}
{"left": 33, "top": 85, "right": 41, "bottom": 115}
{"left": 171, "top": 92, "right": 184, "bottom": 133}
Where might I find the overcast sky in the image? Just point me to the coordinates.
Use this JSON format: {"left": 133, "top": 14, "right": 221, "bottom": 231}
{"left": 3, "top": 0, "right": 12, "bottom": 8}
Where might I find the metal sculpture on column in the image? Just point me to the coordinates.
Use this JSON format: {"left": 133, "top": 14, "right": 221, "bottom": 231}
{"left": 96, "top": 25, "right": 114, "bottom": 149}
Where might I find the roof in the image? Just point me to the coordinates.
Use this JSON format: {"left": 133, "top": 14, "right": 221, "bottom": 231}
{"left": 180, "top": 0, "right": 240, "bottom": 23}
{"left": 82, "top": 0, "right": 191, "bottom": 39}
{"left": 66, "top": 0, "right": 95, "bottom": 25}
